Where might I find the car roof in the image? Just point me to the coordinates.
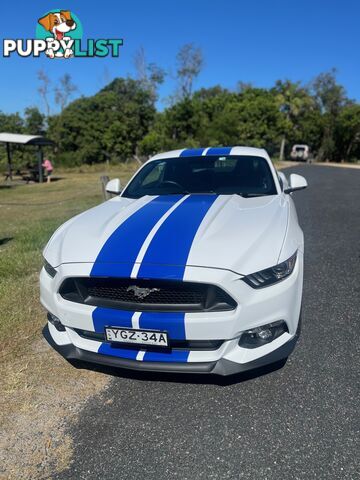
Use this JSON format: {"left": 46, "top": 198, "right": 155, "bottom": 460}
{"left": 149, "top": 146, "right": 270, "bottom": 162}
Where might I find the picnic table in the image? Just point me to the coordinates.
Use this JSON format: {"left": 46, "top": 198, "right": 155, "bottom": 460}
{"left": 2, "top": 165, "right": 45, "bottom": 183}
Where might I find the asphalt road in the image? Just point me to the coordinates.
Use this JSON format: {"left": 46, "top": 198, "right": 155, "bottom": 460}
{"left": 56, "top": 165, "right": 360, "bottom": 480}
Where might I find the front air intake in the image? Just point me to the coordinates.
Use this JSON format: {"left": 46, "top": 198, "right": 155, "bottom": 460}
{"left": 59, "top": 277, "right": 237, "bottom": 313}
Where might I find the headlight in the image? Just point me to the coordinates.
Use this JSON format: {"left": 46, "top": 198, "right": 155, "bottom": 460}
{"left": 43, "top": 258, "right": 57, "bottom": 278}
{"left": 242, "top": 251, "right": 297, "bottom": 288}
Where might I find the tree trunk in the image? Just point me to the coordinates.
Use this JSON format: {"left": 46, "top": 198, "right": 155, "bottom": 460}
{"left": 279, "top": 137, "right": 286, "bottom": 161}
{"left": 346, "top": 141, "right": 353, "bottom": 159}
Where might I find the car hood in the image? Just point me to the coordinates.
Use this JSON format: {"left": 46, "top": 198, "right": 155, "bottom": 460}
{"left": 44, "top": 194, "right": 289, "bottom": 276}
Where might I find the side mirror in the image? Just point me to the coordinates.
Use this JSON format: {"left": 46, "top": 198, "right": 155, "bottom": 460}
{"left": 105, "top": 178, "right": 122, "bottom": 195}
{"left": 284, "top": 174, "right": 307, "bottom": 194}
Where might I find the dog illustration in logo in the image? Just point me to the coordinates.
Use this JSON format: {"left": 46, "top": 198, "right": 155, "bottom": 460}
{"left": 38, "top": 11, "right": 77, "bottom": 58}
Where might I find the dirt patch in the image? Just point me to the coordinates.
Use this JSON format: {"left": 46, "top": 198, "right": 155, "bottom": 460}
{"left": 0, "top": 337, "right": 108, "bottom": 479}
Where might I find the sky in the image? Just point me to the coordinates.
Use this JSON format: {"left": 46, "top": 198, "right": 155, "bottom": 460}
{"left": 0, "top": 0, "right": 359, "bottom": 115}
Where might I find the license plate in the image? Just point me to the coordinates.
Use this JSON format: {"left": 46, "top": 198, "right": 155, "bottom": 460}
{"left": 105, "top": 327, "right": 169, "bottom": 347}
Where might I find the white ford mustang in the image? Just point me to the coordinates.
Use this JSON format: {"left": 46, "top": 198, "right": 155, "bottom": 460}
{"left": 41, "top": 146, "right": 307, "bottom": 376}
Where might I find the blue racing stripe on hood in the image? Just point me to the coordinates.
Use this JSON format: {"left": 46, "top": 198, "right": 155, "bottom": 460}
{"left": 206, "top": 147, "right": 232, "bottom": 155}
{"left": 90, "top": 195, "right": 182, "bottom": 278}
{"left": 180, "top": 148, "right": 205, "bottom": 157}
{"left": 137, "top": 194, "right": 217, "bottom": 280}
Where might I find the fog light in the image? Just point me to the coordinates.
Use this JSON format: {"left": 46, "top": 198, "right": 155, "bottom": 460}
{"left": 239, "top": 320, "right": 288, "bottom": 349}
{"left": 47, "top": 312, "right": 66, "bottom": 332}
{"left": 258, "top": 328, "right": 272, "bottom": 340}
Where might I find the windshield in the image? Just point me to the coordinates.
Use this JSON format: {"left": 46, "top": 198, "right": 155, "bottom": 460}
{"left": 123, "top": 155, "right": 277, "bottom": 199}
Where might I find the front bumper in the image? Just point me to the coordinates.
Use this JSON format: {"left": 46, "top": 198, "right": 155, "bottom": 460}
{"left": 41, "top": 254, "right": 303, "bottom": 376}
{"left": 44, "top": 323, "right": 299, "bottom": 376}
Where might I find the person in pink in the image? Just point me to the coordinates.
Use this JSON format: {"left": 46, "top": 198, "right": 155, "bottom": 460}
{"left": 42, "top": 158, "right": 53, "bottom": 183}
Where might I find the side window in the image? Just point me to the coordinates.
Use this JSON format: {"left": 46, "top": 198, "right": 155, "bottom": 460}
{"left": 142, "top": 163, "right": 165, "bottom": 187}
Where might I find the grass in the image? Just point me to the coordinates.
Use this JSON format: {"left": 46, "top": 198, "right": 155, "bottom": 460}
{"left": 0, "top": 162, "right": 138, "bottom": 479}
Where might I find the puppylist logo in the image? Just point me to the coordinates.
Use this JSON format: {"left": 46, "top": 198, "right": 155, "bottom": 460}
{"left": 2, "top": 10, "right": 123, "bottom": 58}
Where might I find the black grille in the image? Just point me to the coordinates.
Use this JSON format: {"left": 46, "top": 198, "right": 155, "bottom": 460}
{"left": 88, "top": 284, "right": 203, "bottom": 305}
{"left": 59, "top": 277, "right": 236, "bottom": 312}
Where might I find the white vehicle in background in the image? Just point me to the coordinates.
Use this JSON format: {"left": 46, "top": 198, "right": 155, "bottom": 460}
{"left": 40, "top": 146, "right": 308, "bottom": 376}
{"left": 290, "top": 144, "right": 311, "bottom": 162}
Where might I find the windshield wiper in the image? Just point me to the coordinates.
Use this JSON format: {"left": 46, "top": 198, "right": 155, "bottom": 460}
{"left": 235, "top": 193, "right": 269, "bottom": 198}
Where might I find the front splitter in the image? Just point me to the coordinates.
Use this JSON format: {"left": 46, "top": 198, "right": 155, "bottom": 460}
{"left": 44, "top": 324, "right": 299, "bottom": 376}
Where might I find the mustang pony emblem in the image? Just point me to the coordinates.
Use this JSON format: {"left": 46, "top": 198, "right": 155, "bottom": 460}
{"left": 127, "top": 285, "right": 160, "bottom": 299}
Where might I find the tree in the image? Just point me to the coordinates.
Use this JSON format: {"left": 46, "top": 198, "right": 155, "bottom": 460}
{"left": 24, "top": 107, "right": 45, "bottom": 135}
{"left": 311, "top": 69, "right": 349, "bottom": 161}
{"left": 37, "top": 70, "right": 51, "bottom": 117}
{"left": 134, "top": 47, "right": 165, "bottom": 102}
{"left": 139, "top": 86, "right": 285, "bottom": 156}
{"left": 176, "top": 43, "right": 204, "bottom": 99}
{"left": 49, "top": 77, "right": 156, "bottom": 165}
{"left": 237, "top": 82, "right": 253, "bottom": 93}
{"left": 134, "top": 47, "right": 147, "bottom": 85}
{"left": 0, "top": 111, "right": 24, "bottom": 133}
{"left": 273, "top": 80, "right": 314, "bottom": 160}
{"left": 292, "top": 108, "right": 324, "bottom": 156}
{"left": 336, "top": 104, "right": 360, "bottom": 161}
{"left": 54, "top": 74, "right": 78, "bottom": 112}
{"left": 215, "top": 88, "right": 285, "bottom": 151}
{"left": 312, "top": 68, "right": 347, "bottom": 115}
